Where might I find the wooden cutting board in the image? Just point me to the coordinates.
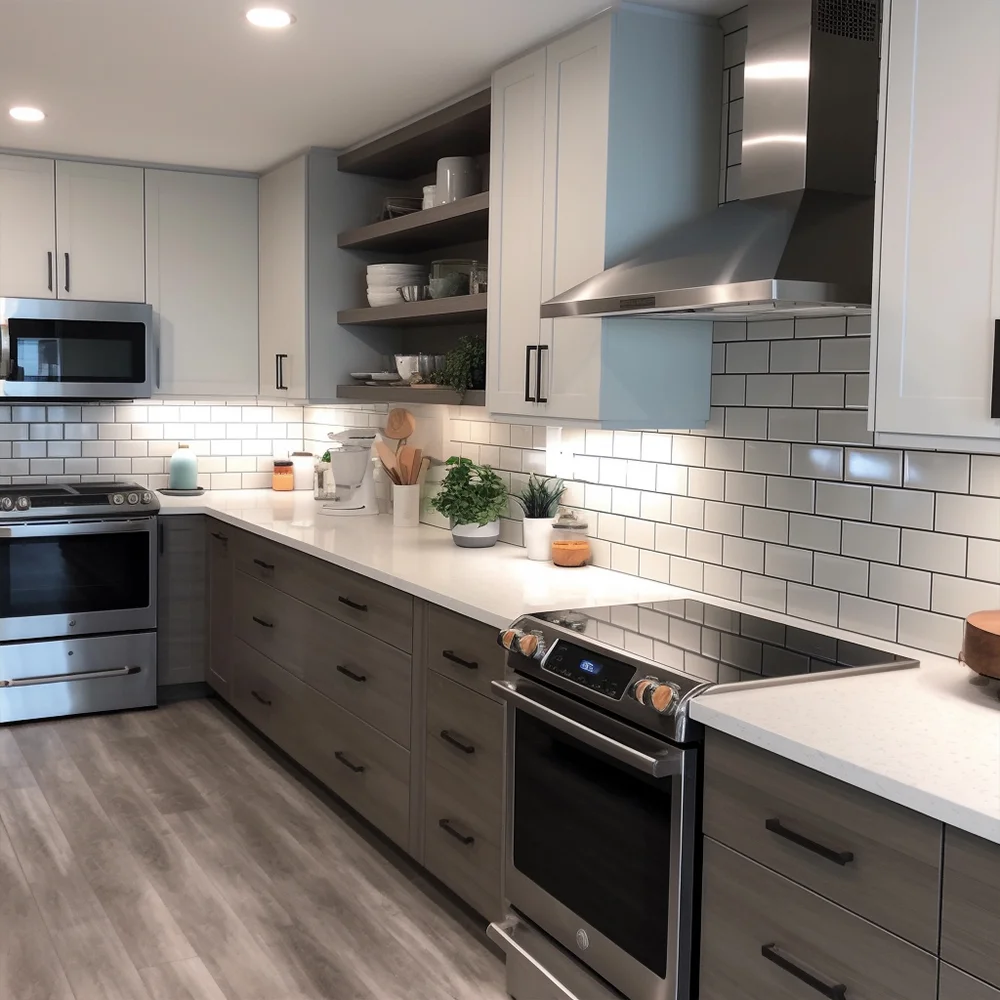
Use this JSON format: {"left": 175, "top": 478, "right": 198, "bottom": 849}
{"left": 961, "top": 610, "right": 1000, "bottom": 679}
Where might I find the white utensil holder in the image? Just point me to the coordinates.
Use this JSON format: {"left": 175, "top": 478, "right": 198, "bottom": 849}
{"left": 392, "top": 484, "right": 420, "bottom": 528}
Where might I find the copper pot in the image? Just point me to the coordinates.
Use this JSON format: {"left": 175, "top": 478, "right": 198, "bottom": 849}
{"left": 961, "top": 610, "right": 1000, "bottom": 678}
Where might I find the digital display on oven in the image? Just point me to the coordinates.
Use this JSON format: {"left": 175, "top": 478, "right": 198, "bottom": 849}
{"left": 542, "top": 641, "right": 635, "bottom": 699}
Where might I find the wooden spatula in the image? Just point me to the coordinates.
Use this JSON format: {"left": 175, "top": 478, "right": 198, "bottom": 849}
{"left": 398, "top": 445, "right": 417, "bottom": 485}
{"left": 384, "top": 408, "right": 416, "bottom": 450}
{"left": 375, "top": 440, "right": 401, "bottom": 484}
{"left": 407, "top": 448, "right": 422, "bottom": 485}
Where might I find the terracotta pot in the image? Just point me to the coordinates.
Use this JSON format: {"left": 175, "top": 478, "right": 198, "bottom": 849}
{"left": 961, "top": 610, "right": 1000, "bottom": 679}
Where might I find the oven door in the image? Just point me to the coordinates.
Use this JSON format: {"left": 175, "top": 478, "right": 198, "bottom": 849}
{"left": 0, "top": 518, "right": 157, "bottom": 641}
{"left": 0, "top": 297, "right": 152, "bottom": 399}
{"left": 493, "top": 677, "right": 697, "bottom": 1000}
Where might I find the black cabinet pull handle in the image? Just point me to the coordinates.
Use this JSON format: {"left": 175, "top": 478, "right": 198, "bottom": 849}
{"left": 336, "top": 664, "right": 367, "bottom": 683}
{"left": 338, "top": 596, "right": 368, "bottom": 613}
{"left": 536, "top": 344, "right": 549, "bottom": 403}
{"left": 439, "top": 819, "right": 474, "bottom": 845}
{"left": 276, "top": 353, "right": 288, "bottom": 391}
{"left": 64, "top": 252, "right": 70, "bottom": 293}
{"left": 442, "top": 650, "right": 478, "bottom": 670}
{"left": 524, "top": 344, "right": 537, "bottom": 402}
{"left": 440, "top": 730, "right": 475, "bottom": 754}
{"left": 334, "top": 751, "right": 365, "bottom": 773}
{"left": 253, "top": 558, "right": 274, "bottom": 571}
{"left": 761, "top": 944, "right": 847, "bottom": 1000}
{"left": 250, "top": 690, "right": 272, "bottom": 706}
{"left": 252, "top": 616, "right": 274, "bottom": 629}
{"left": 992, "top": 320, "right": 1000, "bottom": 419}
{"left": 765, "top": 818, "right": 854, "bottom": 866}
{"left": 47, "top": 251, "right": 53, "bottom": 291}
{"left": 210, "top": 531, "right": 228, "bottom": 542}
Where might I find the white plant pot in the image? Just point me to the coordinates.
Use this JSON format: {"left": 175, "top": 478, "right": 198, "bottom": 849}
{"left": 522, "top": 517, "right": 553, "bottom": 561}
{"left": 450, "top": 519, "right": 500, "bottom": 548}
{"left": 392, "top": 483, "right": 420, "bottom": 528}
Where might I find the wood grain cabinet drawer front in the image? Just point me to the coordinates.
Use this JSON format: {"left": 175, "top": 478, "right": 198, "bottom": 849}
{"left": 426, "top": 604, "right": 505, "bottom": 699}
{"left": 233, "top": 532, "right": 414, "bottom": 651}
{"left": 424, "top": 761, "right": 502, "bottom": 920}
{"left": 942, "top": 827, "right": 1000, "bottom": 989}
{"left": 941, "top": 966, "right": 1000, "bottom": 1000}
{"left": 700, "top": 837, "right": 937, "bottom": 1000}
{"left": 703, "top": 730, "right": 942, "bottom": 951}
{"left": 233, "top": 573, "right": 411, "bottom": 747}
{"left": 426, "top": 672, "right": 504, "bottom": 828}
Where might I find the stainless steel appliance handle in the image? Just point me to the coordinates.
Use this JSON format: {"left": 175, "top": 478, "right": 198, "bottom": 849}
{"left": 0, "top": 518, "right": 155, "bottom": 539}
{"left": 492, "top": 679, "right": 685, "bottom": 777}
{"left": 1, "top": 665, "right": 141, "bottom": 688}
{"left": 0, "top": 323, "right": 9, "bottom": 379}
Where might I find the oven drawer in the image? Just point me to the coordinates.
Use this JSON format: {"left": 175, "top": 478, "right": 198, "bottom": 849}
{"left": 231, "top": 639, "right": 410, "bottom": 848}
{"left": 424, "top": 760, "right": 502, "bottom": 919}
{"left": 426, "top": 672, "right": 504, "bottom": 829}
{"left": 426, "top": 604, "right": 505, "bottom": 699}
{"left": 703, "top": 729, "right": 942, "bottom": 950}
{"left": 233, "top": 532, "right": 413, "bottom": 651}
{"left": 234, "top": 573, "right": 411, "bottom": 747}
{"left": 700, "top": 837, "right": 937, "bottom": 1000}
{"left": 942, "top": 827, "right": 1000, "bottom": 989}
{"left": 0, "top": 632, "right": 157, "bottom": 724}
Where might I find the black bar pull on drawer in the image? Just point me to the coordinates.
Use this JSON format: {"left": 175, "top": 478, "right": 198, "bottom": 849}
{"left": 336, "top": 664, "right": 367, "bottom": 683}
{"left": 765, "top": 818, "right": 854, "bottom": 866}
{"left": 761, "top": 944, "right": 847, "bottom": 1000}
{"left": 210, "top": 531, "right": 228, "bottom": 542}
{"left": 337, "top": 595, "right": 368, "bottom": 613}
{"left": 992, "top": 320, "right": 1000, "bottom": 418}
{"left": 441, "top": 650, "right": 478, "bottom": 670}
{"left": 440, "top": 730, "right": 475, "bottom": 754}
{"left": 252, "top": 616, "right": 274, "bottom": 629}
{"left": 250, "top": 690, "right": 272, "bottom": 706}
{"left": 439, "top": 819, "right": 475, "bottom": 845}
{"left": 252, "top": 558, "right": 274, "bottom": 571}
{"left": 524, "top": 344, "right": 538, "bottom": 402}
{"left": 334, "top": 751, "right": 365, "bottom": 773}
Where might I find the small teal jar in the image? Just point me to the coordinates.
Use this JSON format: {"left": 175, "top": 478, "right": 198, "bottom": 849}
{"left": 168, "top": 444, "right": 198, "bottom": 490}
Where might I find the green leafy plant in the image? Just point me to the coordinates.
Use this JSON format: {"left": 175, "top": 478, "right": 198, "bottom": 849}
{"left": 430, "top": 457, "right": 508, "bottom": 526}
{"left": 430, "top": 336, "right": 486, "bottom": 393}
{"left": 513, "top": 474, "right": 565, "bottom": 519}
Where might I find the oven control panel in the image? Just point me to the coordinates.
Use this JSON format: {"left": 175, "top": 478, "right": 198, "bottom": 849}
{"left": 542, "top": 640, "right": 636, "bottom": 700}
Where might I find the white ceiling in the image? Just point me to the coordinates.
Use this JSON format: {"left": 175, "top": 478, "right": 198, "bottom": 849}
{"left": 0, "top": 0, "right": 734, "bottom": 174}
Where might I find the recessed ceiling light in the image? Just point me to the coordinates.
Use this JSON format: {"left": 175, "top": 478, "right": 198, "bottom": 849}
{"left": 246, "top": 7, "right": 294, "bottom": 28}
{"left": 9, "top": 106, "right": 45, "bottom": 122}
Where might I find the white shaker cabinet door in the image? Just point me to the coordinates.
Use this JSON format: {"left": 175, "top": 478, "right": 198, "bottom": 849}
{"left": 0, "top": 154, "right": 56, "bottom": 299}
{"left": 55, "top": 160, "right": 145, "bottom": 302}
{"left": 874, "top": 0, "right": 1000, "bottom": 442}
{"left": 487, "top": 48, "right": 548, "bottom": 418}
{"left": 537, "top": 17, "right": 611, "bottom": 422}
{"left": 145, "top": 169, "right": 259, "bottom": 398}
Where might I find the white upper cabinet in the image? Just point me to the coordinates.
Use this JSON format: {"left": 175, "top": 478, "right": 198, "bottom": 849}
{"left": 55, "top": 160, "right": 145, "bottom": 302}
{"left": 873, "top": 0, "right": 1000, "bottom": 450}
{"left": 145, "top": 169, "right": 259, "bottom": 398}
{"left": 0, "top": 154, "right": 56, "bottom": 299}
{"left": 488, "top": 8, "right": 721, "bottom": 427}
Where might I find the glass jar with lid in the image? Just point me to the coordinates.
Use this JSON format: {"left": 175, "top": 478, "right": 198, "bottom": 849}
{"left": 551, "top": 509, "right": 591, "bottom": 567}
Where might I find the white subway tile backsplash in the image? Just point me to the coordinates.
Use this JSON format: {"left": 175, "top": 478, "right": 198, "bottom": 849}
{"left": 899, "top": 528, "right": 967, "bottom": 576}
{"left": 725, "top": 471, "right": 766, "bottom": 506}
{"left": 746, "top": 374, "right": 792, "bottom": 407}
{"left": 711, "top": 373, "right": 746, "bottom": 406}
{"left": 970, "top": 455, "right": 1000, "bottom": 496}
{"left": 687, "top": 529, "right": 723, "bottom": 564}
{"left": 655, "top": 523, "right": 687, "bottom": 556}
{"left": 814, "top": 553, "right": 868, "bottom": 596}
{"left": 793, "top": 374, "right": 845, "bottom": 409}
{"left": 725, "top": 407, "right": 769, "bottom": 439}
{"left": 747, "top": 319, "right": 794, "bottom": 341}
{"left": 841, "top": 521, "right": 900, "bottom": 564}
{"left": 844, "top": 373, "right": 869, "bottom": 409}
{"left": 967, "top": 539, "right": 1000, "bottom": 583}
{"left": 786, "top": 583, "right": 839, "bottom": 626}
{"left": 766, "top": 476, "right": 815, "bottom": 513}
{"left": 705, "top": 438, "right": 745, "bottom": 471}
{"left": 47, "top": 441, "right": 82, "bottom": 459}
{"left": 741, "top": 573, "right": 786, "bottom": 612}
{"left": 872, "top": 487, "right": 934, "bottom": 529}
{"left": 764, "top": 544, "right": 812, "bottom": 583}
{"left": 815, "top": 481, "right": 871, "bottom": 521}
{"left": 672, "top": 436, "right": 707, "bottom": 467}
{"left": 626, "top": 460, "right": 658, "bottom": 491}
{"left": 597, "top": 513, "right": 626, "bottom": 544}
{"left": 936, "top": 493, "right": 1000, "bottom": 539}
{"left": 869, "top": 562, "right": 931, "bottom": 610}
{"left": 768, "top": 408, "right": 817, "bottom": 442}
{"left": 743, "top": 506, "right": 789, "bottom": 544}
{"left": 726, "top": 341, "right": 770, "bottom": 373}
{"left": 820, "top": 336, "right": 871, "bottom": 373}
{"left": 770, "top": 339, "right": 820, "bottom": 373}
{"left": 897, "top": 608, "right": 964, "bottom": 657}
{"left": 689, "top": 467, "right": 726, "bottom": 501}
{"left": 723, "top": 536, "right": 764, "bottom": 573}
{"left": 817, "top": 410, "right": 873, "bottom": 446}
{"left": 744, "top": 440, "right": 790, "bottom": 476}
{"left": 794, "top": 317, "right": 847, "bottom": 339}
{"left": 838, "top": 595, "right": 897, "bottom": 641}
{"left": 931, "top": 575, "right": 1000, "bottom": 618}
{"left": 657, "top": 464, "right": 688, "bottom": 495}
{"left": 704, "top": 563, "right": 742, "bottom": 600}
{"left": 13, "top": 442, "right": 46, "bottom": 459}
{"left": 641, "top": 433, "right": 672, "bottom": 463}
{"left": 671, "top": 556, "right": 704, "bottom": 591}
{"left": 792, "top": 444, "right": 844, "bottom": 481}
{"left": 903, "top": 452, "right": 970, "bottom": 493}
{"left": 612, "top": 488, "right": 642, "bottom": 518}
{"left": 845, "top": 448, "right": 902, "bottom": 487}
{"left": 613, "top": 431, "right": 643, "bottom": 460}
{"left": 788, "top": 513, "right": 841, "bottom": 554}
{"left": 672, "top": 496, "right": 705, "bottom": 529}
{"left": 704, "top": 500, "right": 744, "bottom": 536}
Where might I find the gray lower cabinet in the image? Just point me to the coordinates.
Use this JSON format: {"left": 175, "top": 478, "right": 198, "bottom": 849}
{"left": 941, "top": 965, "right": 1000, "bottom": 1000}
{"left": 700, "top": 837, "right": 938, "bottom": 1000}
{"left": 206, "top": 520, "right": 235, "bottom": 699}
{"left": 426, "top": 603, "right": 505, "bottom": 700}
{"left": 157, "top": 516, "right": 208, "bottom": 686}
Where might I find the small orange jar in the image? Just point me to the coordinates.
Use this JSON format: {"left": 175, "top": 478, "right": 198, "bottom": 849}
{"left": 272, "top": 459, "right": 294, "bottom": 491}
{"left": 551, "top": 510, "right": 591, "bottom": 567}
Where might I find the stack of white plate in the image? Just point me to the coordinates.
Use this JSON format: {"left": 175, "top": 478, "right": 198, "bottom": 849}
{"left": 367, "top": 263, "right": 427, "bottom": 307}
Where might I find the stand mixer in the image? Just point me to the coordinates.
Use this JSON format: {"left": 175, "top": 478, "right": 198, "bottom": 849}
{"left": 314, "top": 429, "right": 379, "bottom": 516}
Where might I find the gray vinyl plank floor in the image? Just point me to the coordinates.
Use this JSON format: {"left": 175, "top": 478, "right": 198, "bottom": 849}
{"left": 0, "top": 699, "right": 508, "bottom": 1000}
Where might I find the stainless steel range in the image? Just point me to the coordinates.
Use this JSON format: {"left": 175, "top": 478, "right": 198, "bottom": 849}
{"left": 489, "top": 599, "right": 918, "bottom": 1000}
{"left": 0, "top": 481, "right": 159, "bottom": 724}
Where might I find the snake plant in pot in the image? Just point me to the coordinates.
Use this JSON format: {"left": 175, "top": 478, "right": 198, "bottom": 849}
{"left": 430, "top": 457, "right": 509, "bottom": 548}
{"left": 513, "top": 474, "right": 566, "bottom": 560}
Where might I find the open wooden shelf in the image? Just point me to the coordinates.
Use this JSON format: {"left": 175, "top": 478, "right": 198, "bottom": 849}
{"left": 337, "top": 293, "right": 487, "bottom": 328}
{"left": 338, "top": 90, "right": 491, "bottom": 178}
{"left": 338, "top": 193, "right": 489, "bottom": 252}
{"left": 337, "top": 384, "right": 485, "bottom": 406}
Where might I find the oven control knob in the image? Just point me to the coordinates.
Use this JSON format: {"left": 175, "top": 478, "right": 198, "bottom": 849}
{"left": 15, "top": 497, "right": 29, "bottom": 511}
{"left": 127, "top": 492, "right": 139, "bottom": 505}
{"left": 575, "top": 929, "right": 590, "bottom": 951}
{"left": 0, "top": 497, "right": 13, "bottom": 511}
{"left": 141, "top": 492, "right": 152, "bottom": 504}
{"left": 112, "top": 493, "right": 125, "bottom": 505}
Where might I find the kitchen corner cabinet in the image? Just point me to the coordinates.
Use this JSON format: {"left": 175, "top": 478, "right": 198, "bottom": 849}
{"left": 487, "top": 8, "right": 720, "bottom": 428}
{"left": 146, "top": 169, "right": 258, "bottom": 397}
{"left": 55, "top": 160, "right": 145, "bottom": 302}
{"left": 0, "top": 154, "right": 56, "bottom": 299}
{"left": 872, "top": 0, "right": 1000, "bottom": 452}
{"left": 258, "top": 149, "right": 397, "bottom": 401}
{"left": 157, "top": 516, "right": 208, "bottom": 687}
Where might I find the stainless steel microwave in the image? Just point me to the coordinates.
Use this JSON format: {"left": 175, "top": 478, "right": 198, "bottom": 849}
{"left": 0, "top": 297, "right": 153, "bottom": 400}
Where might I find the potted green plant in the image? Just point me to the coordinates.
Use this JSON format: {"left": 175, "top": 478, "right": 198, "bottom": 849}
{"left": 513, "top": 474, "right": 565, "bottom": 560}
{"left": 430, "top": 457, "right": 509, "bottom": 548}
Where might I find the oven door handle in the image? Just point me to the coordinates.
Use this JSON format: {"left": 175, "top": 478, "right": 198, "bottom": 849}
{"left": 492, "top": 679, "right": 684, "bottom": 777}
{"left": 0, "top": 518, "right": 155, "bottom": 539}
{"left": 1, "top": 665, "right": 141, "bottom": 688}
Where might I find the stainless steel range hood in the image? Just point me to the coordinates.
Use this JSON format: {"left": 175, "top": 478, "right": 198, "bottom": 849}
{"left": 542, "top": 0, "right": 881, "bottom": 320}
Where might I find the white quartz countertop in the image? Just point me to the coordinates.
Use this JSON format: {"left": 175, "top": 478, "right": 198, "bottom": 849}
{"left": 160, "top": 489, "right": 1000, "bottom": 846}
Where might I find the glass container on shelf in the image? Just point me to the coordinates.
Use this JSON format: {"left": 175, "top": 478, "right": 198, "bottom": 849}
{"left": 551, "top": 509, "right": 591, "bottom": 567}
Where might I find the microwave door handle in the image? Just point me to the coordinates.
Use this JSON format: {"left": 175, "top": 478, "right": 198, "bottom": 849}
{"left": 492, "top": 680, "right": 684, "bottom": 777}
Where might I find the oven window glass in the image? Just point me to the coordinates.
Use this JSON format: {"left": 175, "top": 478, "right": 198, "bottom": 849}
{"left": 513, "top": 711, "right": 674, "bottom": 976}
{"left": 7, "top": 318, "right": 146, "bottom": 383}
{"left": 0, "top": 532, "right": 150, "bottom": 618}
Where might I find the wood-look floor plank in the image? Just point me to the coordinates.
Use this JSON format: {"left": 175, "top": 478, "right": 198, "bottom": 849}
{"left": 108, "top": 735, "right": 211, "bottom": 816}
{"left": 0, "top": 764, "right": 38, "bottom": 791}
{"left": 11, "top": 723, "right": 69, "bottom": 768}
{"left": 51, "top": 917, "right": 153, "bottom": 1000}
{"left": 0, "top": 728, "right": 28, "bottom": 768}
{"left": 139, "top": 957, "right": 229, "bottom": 1000}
